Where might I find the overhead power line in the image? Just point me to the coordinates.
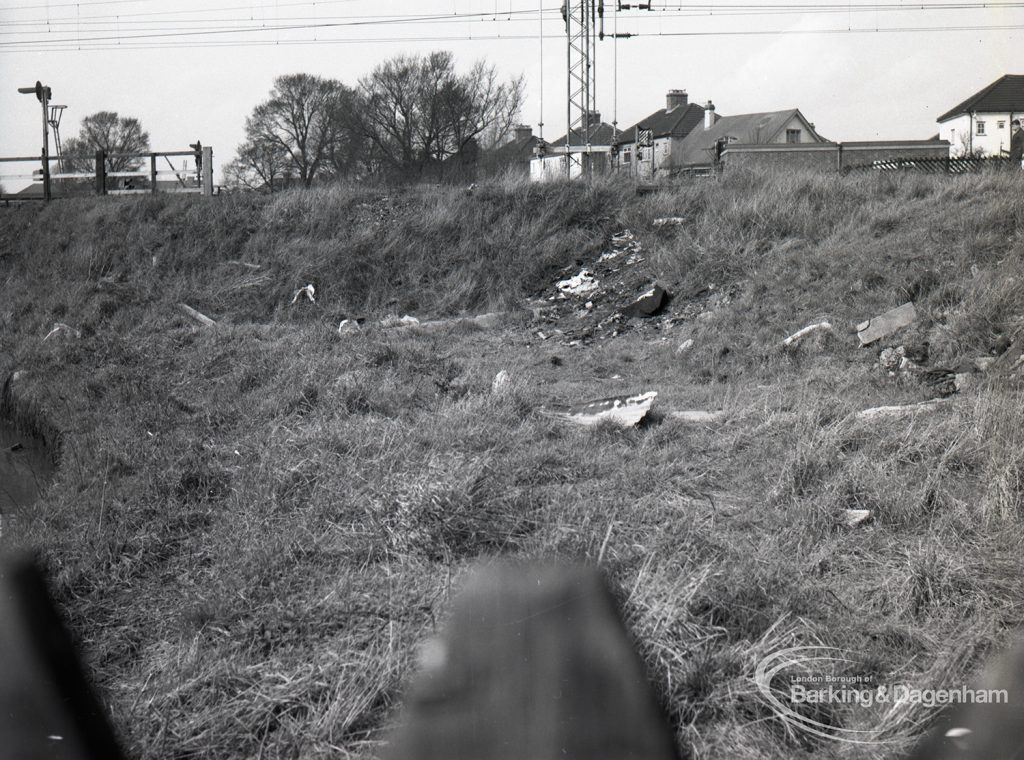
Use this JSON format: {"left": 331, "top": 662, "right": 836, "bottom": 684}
{"left": 2, "top": 22, "right": 1022, "bottom": 54}
{"left": 0, "top": 8, "right": 559, "bottom": 46}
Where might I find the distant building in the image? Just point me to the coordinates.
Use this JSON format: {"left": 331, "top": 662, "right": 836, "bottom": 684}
{"left": 617, "top": 90, "right": 706, "bottom": 178}
{"left": 482, "top": 125, "right": 542, "bottom": 177}
{"left": 937, "top": 75, "right": 1024, "bottom": 157}
{"left": 614, "top": 90, "right": 827, "bottom": 177}
{"left": 672, "top": 107, "right": 827, "bottom": 175}
{"left": 530, "top": 113, "right": 617, "bottom": 181}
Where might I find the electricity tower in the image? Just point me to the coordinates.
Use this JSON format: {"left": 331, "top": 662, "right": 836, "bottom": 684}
{"left": 562, "top": 0, "right": 603, "bottom": 177}
{"left": 559, "top": 2, "right": 649, "bottom": 178}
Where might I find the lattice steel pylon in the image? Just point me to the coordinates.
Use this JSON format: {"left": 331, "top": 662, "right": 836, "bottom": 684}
{"left": 562, "top": 1, "right": 603, "bottom": 178}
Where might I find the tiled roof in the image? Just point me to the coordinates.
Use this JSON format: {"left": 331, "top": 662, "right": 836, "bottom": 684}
{"left": 674, "top": 109, "right": 824, "bottom": 167}
{"left": 486, "top": 134, "right": 541, "bottom": 163}
{"left": 937, "top": 75, "right": 1024, "bottom": 122}
{"left": 548, "top": 122, "right": 619, "bottom": 147}
{"left": 620, "top": 103, "right": 706, "bottom": 141}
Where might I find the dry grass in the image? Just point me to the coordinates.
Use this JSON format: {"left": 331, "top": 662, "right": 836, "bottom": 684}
{"left": 2, "top": 169, "right": 1024, "bottom": 759}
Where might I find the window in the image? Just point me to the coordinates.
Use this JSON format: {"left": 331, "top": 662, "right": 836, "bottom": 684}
{"left": 977, "top": 121, "right": 986, "bottom": 135}
{"left": 786, "top": 129, "right": 801, "bottom": 143}
{"left": 623, "top": 148, "right": 632, "bottom": 164}
{"left": 998, "top": 120, "right": 1007, "bottom": 129}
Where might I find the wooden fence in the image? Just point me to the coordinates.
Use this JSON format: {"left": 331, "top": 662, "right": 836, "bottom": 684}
{"left": 0, "top": 147, "right": 214, "bottom": 202}
{"left": 845, "top": 155, "right": 1017, "bottom": 174}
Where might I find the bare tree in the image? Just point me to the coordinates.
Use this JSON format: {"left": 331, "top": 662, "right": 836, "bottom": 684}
{"left": 242, "top": 74, "right": 357, "bottom": 187}
{"left": 357, "top": 51, "right": 524, "bottom": 176}
{"left": 62, "top": 111, "right": 149, "bottom": 174}
{"left": 223, "top": 139, "right": 290, "bottom": 193}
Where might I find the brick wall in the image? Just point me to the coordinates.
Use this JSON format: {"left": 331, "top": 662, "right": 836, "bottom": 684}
{"left": 722, "top": 141, "right": 951, "bottom": 172}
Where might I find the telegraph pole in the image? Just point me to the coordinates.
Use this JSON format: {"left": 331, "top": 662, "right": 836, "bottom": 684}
{"left": 17, "top": 81, "right": 52, "bottom": 201}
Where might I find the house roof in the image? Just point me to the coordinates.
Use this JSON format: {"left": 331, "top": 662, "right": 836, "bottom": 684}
{"left": 620, "top": 102, "right": 706, "bottom": 141}
{"left": 937, "top": 75, "right": 1024, "bottom": 122}
{"left": 548, "top": 122, "right": 618, "bottom": 147}
{"left": 674, "top": 109, "right": 826, "bottom": 167}
{"left": 486, "top": 134, "right": 541, "bottom": 164}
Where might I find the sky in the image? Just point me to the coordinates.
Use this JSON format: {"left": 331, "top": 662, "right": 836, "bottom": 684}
{"left": 1, "top": 0, "right": 1023, "bottom": 189}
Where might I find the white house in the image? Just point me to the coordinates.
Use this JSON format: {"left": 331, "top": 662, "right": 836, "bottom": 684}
{"left": 529, "top": 114, "right": 617, "bottom": 181}
{"left": 616, "top": 90, "right": 706, "bottom": 178}
{"left": 937, "top": 75, "right": 1024, "bottom": 157}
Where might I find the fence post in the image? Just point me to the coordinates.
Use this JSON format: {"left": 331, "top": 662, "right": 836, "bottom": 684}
{"left": 150, "top": 155, "right": 158, "bottom": 195}
{"left": 95, "top": 150, "right": 106, "bottom": 196}
{"left": 201, "top": 146, "right": 213, "bottom": 197}
{"left": 42, "top": 149, "right": 51, "bottom": 202}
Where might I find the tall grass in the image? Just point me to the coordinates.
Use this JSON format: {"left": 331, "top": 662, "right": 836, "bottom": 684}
{"left": 2, "top": 168, "right": 1024, "bottom": 759}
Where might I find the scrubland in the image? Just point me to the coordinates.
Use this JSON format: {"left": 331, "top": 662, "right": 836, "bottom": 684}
{"left": 1, "top": 169, "right": 1023, "bottom": 759}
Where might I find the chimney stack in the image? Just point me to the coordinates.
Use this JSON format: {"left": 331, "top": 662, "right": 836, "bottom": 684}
{"left": 514, "top": 124, "right": 533, "bottom": 142}
{"left": 704, "top": 101, "right": 717, "bottom": 131}
{"left": 666, "top": 89, "right": 688, "bottom": 111}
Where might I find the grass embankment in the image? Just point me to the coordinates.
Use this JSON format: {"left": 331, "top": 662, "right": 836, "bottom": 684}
{"left": 1, "top": 171, "right": 1023, "bottom": 759}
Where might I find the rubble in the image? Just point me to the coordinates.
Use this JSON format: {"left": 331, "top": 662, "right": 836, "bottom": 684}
{"left": 621, "top": 285, "right": 668, "bottom": 318}
{"left": 677, "top": 339, "right": 694, "bottom": 354}
{"left": 783, "top": 321, "right": 832, "bottom": 347}
{"left": 990, "top": 334, "right": 1024, "bottom": 375}
{"left": 857, "top": 302, "right": 917, "bottom": 346}
{"left": 556, "top": 270, "right": 599, "bottom": 297}
{"left": 539, "top": 391, "right": 657, "bottom": 428}
{"left": 337, "top": 319, "right": 362, "bottom": 334}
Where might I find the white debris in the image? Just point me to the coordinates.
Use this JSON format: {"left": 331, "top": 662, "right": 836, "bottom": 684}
{"left": 974, "top": 356, "right": 997, "bottom": 372}
{"left": 42, "top": 322, "right": 81, "bottom": 341}
{"left": 380, "top": 314, "right": 421, "bottom": 328}
{"left": 291, "top": 284, "right": 316, "bottom": 304}
{"left": 337, "top": 319, "right": 360, "bottom": 334}
{"left": 855, "top": 399, "right": 948, "bottom": 420}
{"left": 539, "top": 391, "right": 657, "bottom": 428}
{"left": 677, "top": 339, "right": 694, "bottom": 354}
{"left": 844, "top": 509, "right": 872, "bottom": 527}
{"left": 669, "top": 410, "right": 726, "bottom": 423}
{"left": 556, "top": 270, "right": 599, "bottom": 297}
{"left": 491, "top": 370, "right": 511, "bottom": 394}
{"left": 783, "top": 321, "right": 832, "bottom": 347}
{"left": 653, "top": 217, "right": 685, "bottom": 227}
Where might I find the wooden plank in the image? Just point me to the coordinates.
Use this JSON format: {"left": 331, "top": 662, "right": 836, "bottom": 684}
{"left": 386, "top": 563, "right": 679, "bottom": 760}
{"left": 176, "top": 303, "right": 217, "bottom": 327}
